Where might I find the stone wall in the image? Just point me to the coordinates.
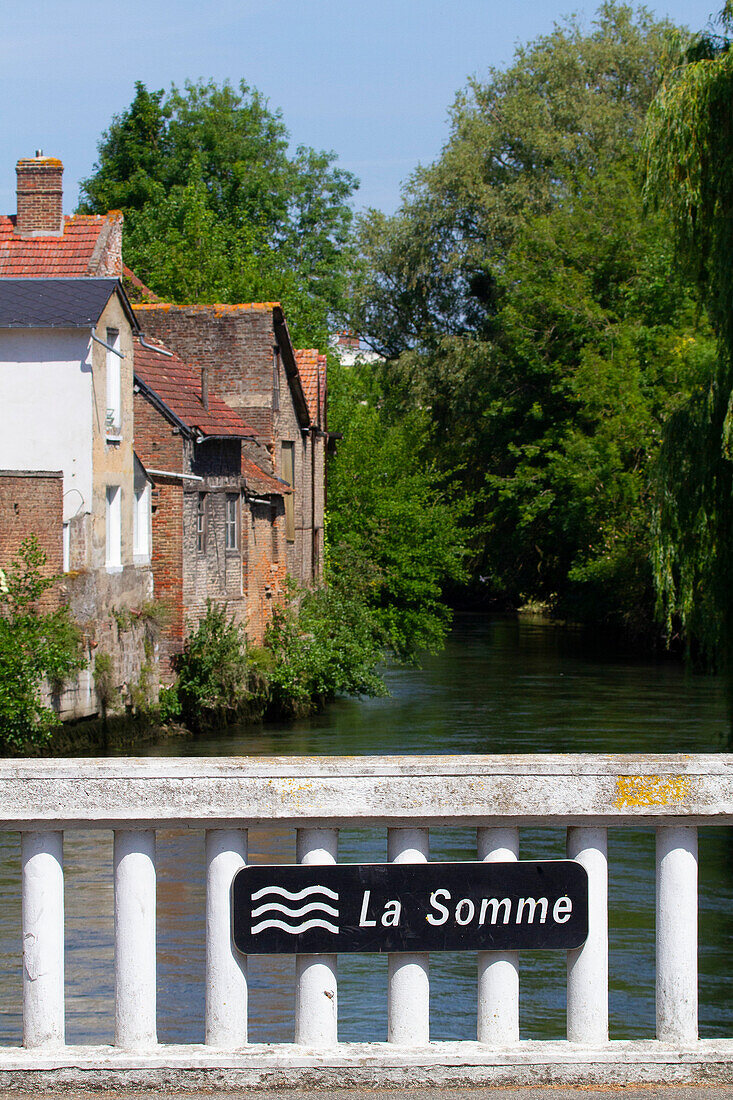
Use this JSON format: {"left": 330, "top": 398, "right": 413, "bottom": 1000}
{"left": 51, "top": 562, "right": 156, "bottom": 721}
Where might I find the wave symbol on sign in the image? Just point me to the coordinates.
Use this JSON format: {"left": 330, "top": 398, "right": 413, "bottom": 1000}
{"left": 250, "top": 884, "right": 340, "bottom": 935}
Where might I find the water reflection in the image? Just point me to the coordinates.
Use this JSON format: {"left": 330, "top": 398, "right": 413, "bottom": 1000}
{"left": 0, "top": 615, "right": 729, "bottom": 1045}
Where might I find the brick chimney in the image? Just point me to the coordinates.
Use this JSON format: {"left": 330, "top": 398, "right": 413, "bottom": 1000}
{"left": 15, "top": 154, "right": 64, "bottom": 237}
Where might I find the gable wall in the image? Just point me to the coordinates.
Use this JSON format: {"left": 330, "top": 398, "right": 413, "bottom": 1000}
{"left": 134, "top": 306, "right": 276, "bottom": 444}
{"left": 0, "top": 328, "right": 93, "bottom": 523}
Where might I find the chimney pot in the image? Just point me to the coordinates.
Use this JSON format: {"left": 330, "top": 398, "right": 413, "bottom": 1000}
{"left": 16, "top": 156, "right": 64, "bottom": 237}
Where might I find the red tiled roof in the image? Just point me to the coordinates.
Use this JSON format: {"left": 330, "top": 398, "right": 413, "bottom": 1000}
{"left": 122, "top": 265, "right": 161, "bottom": 304}
{"left": 0, "top": 213, "right": 118, "bottom": 277}
{"left": 294, "top": 349, "right": 327, "bottom": 424}
{"left": 242, "top": 456, "right": 291, "bottom": 497}
{"left": 134, "top": 338, "right": 256, "bottom": 439}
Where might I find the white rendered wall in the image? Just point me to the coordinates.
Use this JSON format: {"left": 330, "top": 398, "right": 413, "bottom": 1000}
{"left": 0, "top": 329, "right": 93, "bottom": 522}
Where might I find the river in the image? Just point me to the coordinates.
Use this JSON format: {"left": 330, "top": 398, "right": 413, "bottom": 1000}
{"left": 0, "top": 614, "right": 730, "bottom": 1045}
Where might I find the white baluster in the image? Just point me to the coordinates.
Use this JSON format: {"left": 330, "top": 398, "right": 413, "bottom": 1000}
{"left": 656, "top": 825, "right": 698, "bottom": 1042}
{"left": 21, "top": 831, "right": 64, "bottom": 1048}
{"left": 295, "top": 827, "right": 338, "bottom": 1046}
{"left": 477, "top": 826, "right": 519, "bottom": 1044}
{"left": 205, "top": 828, "right": 248, "bottom": 1047}
{"left": 566, "top": 826, "right": 608, "bottom": 1043}
{"left": 114, "top": 829, "right": 157, "bottom": 1050}
{"left": 387, "top": 827, "right": 429, "bottom": 1045}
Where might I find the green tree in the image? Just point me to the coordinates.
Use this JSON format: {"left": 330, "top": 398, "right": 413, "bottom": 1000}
{"left": 326, "top": 355, "right": 470, "bottom": 659}
{"left": 265, "top": 581, "right": 386, "bottom": 718}
{"left": 352, "top": 3, "right": 710, "bottom": 638}
{"left": 79, "top": 80, "right": 357, "bottom": 345}
{"left": 353, "top": 3, "right": 676, "bottom": 356}
{"left": 0, "top": 538, "right": 85, "bottom": 752}
{"left": 643, "top": 3, "right": 733, "bottom": 669}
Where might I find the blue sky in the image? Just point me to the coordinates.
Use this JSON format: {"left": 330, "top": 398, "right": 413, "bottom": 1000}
{"left": 0, "top": 0, "right": 722, "bottom": 218}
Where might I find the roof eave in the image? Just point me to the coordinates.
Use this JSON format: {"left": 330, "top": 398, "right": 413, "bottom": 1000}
{"left": 133, "top": 374, "right": 193, "bottom": 438}
{"left": 273, "top": 307, "right": 311, "bottom": 428}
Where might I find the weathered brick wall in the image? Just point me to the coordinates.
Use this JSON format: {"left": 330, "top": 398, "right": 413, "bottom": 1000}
{"left": 182, "top": 488, "right": 248, "bottom": 632}
{"left": 15, "top": 158, "right": 63, "bottom": 236}
{"left": 89, "top": 212, "right": 123, "bottom": 277}
{"left": 273, "top": 361, "right": 314, "bottom": 584}
{"left": 0, "top": 471, "right": 63, "bottom": 608}
{"left": 134, "top": 303, "right": 325, "bottom": 613}
{"left": 134, "top": 305, "right": 276, "bottom": 442}
{"left": 245, "top": 499, "right": 288, "bottom": 644}
{"left": 133, "top": 393, "right": 185, "bottom": 667}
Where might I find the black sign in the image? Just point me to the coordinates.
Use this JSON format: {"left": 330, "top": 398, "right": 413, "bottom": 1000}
{"left": 232, "top": 861, "right": 587, "bottom": 955}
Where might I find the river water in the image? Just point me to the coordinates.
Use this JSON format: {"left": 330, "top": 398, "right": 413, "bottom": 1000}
{"left": 0, "top": 614, "right": 730, "bottom": 1046}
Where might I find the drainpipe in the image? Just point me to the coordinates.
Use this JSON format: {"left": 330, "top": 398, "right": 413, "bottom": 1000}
{"left": 138, "top": 335, "right": 173, "bottom": 357}
{"left": 201, "top": 367, "right": 209, "bottom": 411}
{"left": 91, "top": 327, "right": 124, "bottom": 357}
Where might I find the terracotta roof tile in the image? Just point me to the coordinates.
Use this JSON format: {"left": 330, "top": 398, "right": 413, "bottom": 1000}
{"left": 0, "top": 214, "right": 114, "bottom": 277}
{"left": 294, "top": 348, "right": 327, "bottom": 424}
{"left": 134, "top": 338, "right": 256, "bottom": 439}
{"left": 242, "top": 456, "right": 291, "bottom": 497}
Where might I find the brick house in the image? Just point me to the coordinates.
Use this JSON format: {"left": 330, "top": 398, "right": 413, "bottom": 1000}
{"left": 1, "top": 152, "right": 329, "bottom": 672}
{"left": 133, "top": 303, "right": 327, "bottom": 586}
{"left": 0, "top": 277, "right": 154, "bottom": 717}
{"left": 0, "top": 155, "right": 122, "bottom": 277}
{"left": 133, "top": 337, "right": 291, "bottom": 663}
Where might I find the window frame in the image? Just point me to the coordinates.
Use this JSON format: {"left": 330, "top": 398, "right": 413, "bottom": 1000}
{"left": 196, "top": 492, "right": 207, "bottom": 555}
{"left": 225, "top": 492, "right": 239, "bottom": 552}
{"left": 281, "top": 441, "right": 295, "bottom": 543}
{"left": 133, "top": 483, "right": 151, "bottom": 562}
{"left": 105, "top": 485, "right": 122, "bottom": 570}
{"left": 105, "top": 328, "right": 122, "bottom": 439}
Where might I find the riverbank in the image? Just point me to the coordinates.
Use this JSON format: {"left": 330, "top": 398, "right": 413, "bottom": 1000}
{"left": 12, "top": 712, "right": 193, "bottom": 758}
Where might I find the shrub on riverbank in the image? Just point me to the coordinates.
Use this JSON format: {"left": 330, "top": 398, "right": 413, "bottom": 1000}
{"left": 265, "top": 582, "right": 387, "bottom": 718}
{"left": 0, "top": 538, "right": 85, "bottom": 752}
{"left": 164, "top": 583, "right": 386, "bottom": 732}
{"left": 171, "top": 601, "right": 269, "bottom": 732}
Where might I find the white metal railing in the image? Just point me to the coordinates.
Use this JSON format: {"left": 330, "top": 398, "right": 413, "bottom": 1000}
{"left": 2, "top": 754, "right": 733, "bottom": 1087}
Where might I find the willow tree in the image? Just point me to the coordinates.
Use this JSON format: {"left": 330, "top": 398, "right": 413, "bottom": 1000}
{"left": 643, "top": 4, "right": 733, "bottom": 669}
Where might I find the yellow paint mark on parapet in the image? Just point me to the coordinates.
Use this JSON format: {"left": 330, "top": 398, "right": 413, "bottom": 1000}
{"left": 615, "top": 775, "right": 692, "bottom": 808}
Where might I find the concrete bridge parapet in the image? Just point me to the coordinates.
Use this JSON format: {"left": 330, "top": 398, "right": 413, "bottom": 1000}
{"left": 2, "top": 753, "right": 732, "bottom": 1089}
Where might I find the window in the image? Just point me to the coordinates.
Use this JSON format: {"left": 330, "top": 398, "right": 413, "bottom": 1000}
{"left": 106, "top": 328, "right": 121, "bottom": 437}
{"left": 62, "top": 522, "right": 70, "bottom": 573}
{"left": 281, "top": 441, "right": 295, "bottom": 542}
{"left": 134, "top": 484, "right": 151, "bottom": 560}
{"left": 225, "top": 493, "right": 239, "bottom": 551}
{"left": 197, "top": 493, "right": 207, "bottom": 554}
{"left": 106, "top": 485, "right": 122, "bottom": 569}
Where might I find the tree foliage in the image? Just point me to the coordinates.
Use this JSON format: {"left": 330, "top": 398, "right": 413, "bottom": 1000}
{"left": 643, "top": 3, "right": 733, "bottom": 668}
{"left": 264, "top": 581, "right": 387, "bottom": 717}
{"left": 0, "top": 538, "right": 85, "bottom": 751}
{"left": 79, "top": 80, "right": 358, "bottom": 344}
{"left": 351, "top": 3, "right": 712, "bottom": 638}
{"left": 326, "top": 354, "right": 470, "bottom": 659}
